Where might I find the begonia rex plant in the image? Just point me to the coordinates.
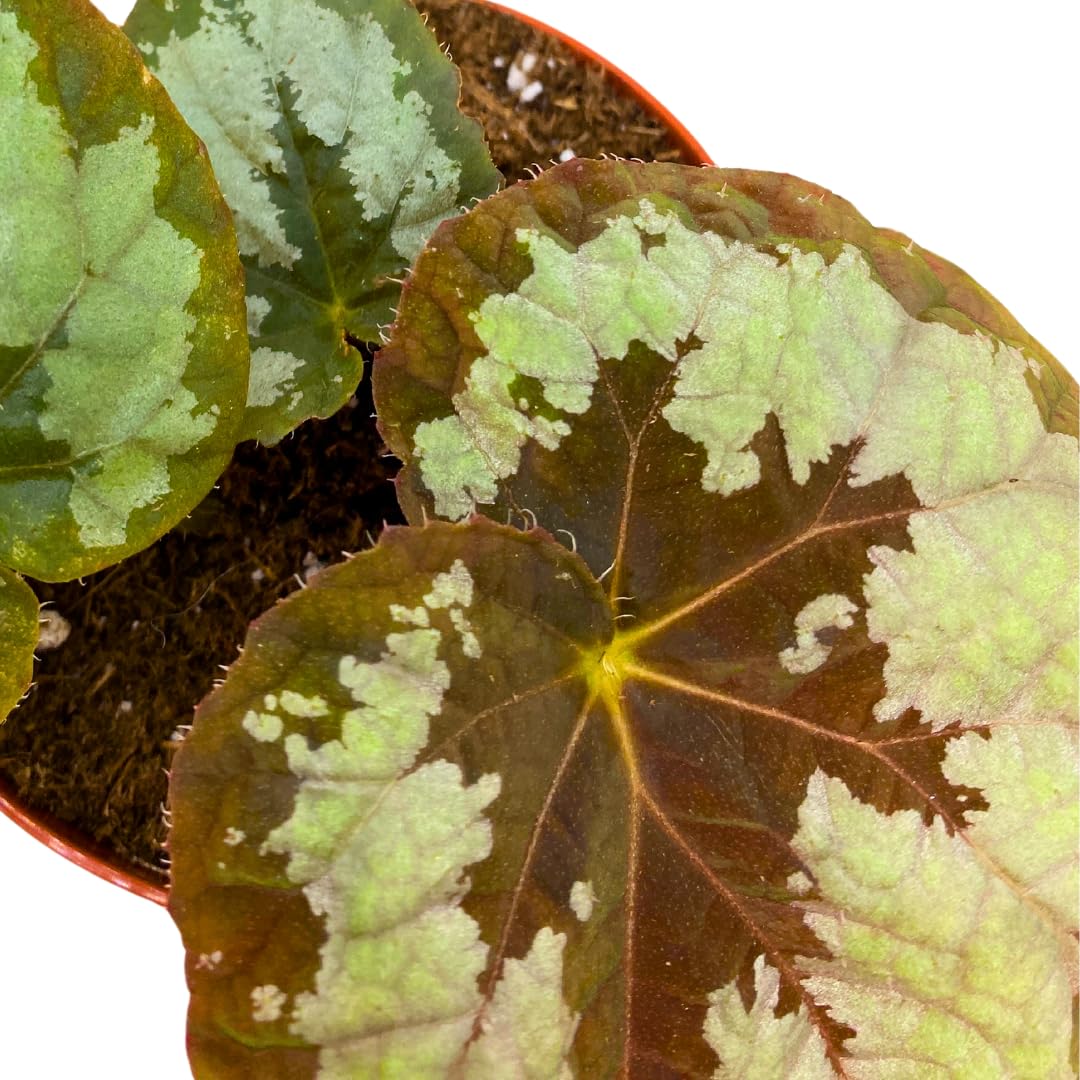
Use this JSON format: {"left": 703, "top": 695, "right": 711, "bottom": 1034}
{"left": 165, "top": 160, "right": 1078, "bottom": 1078}
{"left": 0, "top": 0, "right": 1075, "bottom": 1076}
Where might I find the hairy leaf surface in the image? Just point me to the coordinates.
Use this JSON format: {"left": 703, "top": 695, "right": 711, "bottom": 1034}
{"left": 173, "top": 162, "right": 1078, "bottom": 1077}
{"left": 168, "top": 520, "right": 610, "bottom": 1076}
{"left": 126, "top": 0, "right": 501, "bottom": 445}
{"left": 0, "top": 0, "right": 247, "bottom": 581}
{"left": 0, "top": 565, "right": 37, "bottom": 718}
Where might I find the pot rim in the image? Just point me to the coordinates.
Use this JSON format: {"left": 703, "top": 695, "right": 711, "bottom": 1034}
{"left": 0, "top": 0, "right": 710, "bottom": 909}
{"left": 478, "top": 0, "right": 710, "bottom": 166}
{"left": 0, "top": 781, "right": 168, "bottom": 903}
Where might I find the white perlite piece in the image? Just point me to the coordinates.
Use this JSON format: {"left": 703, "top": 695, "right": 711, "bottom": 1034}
{"left": 36, "top": 609, "right": 71, "bottom": 651}
{"left": 779, "top": 594, "right": 856, "bottom": 675}
{"left": 519, "top": 80, "right": 544, "bottom": 105}
{"left": 506, "top": 51, "right": 540, "bottom": 101}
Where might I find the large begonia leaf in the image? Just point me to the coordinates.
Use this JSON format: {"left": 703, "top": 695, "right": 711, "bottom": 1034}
{"left": 125, "top": 0, "right": 501, "bottom": 446}
{"left": 171, "top": 162, "right": 1078, "bottom": 1077}
{"left": 168, "top": 520, "right": 610, "bottom": 1076}
{"left": 0, "top": 0, "right": 247, "bottom": 582}
{"left": 0, "top": 565, "right": 37, "bottom": 719}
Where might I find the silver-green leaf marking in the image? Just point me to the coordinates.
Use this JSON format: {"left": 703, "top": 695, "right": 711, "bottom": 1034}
{"left": 127, "top": 0, "right": 501, "bottom": 444}
{"left": 0, "top": 1, "right": 247, "bottom": 581}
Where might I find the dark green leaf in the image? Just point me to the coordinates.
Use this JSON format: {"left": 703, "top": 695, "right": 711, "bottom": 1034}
{"left": 126, "top": 0, "right": 501, "bottom": 445}
{"left": 0, "top": 565, "right": 37, "bottom": 719}
{"left": 0, "top": 0, "right": 248, "bottom": 581}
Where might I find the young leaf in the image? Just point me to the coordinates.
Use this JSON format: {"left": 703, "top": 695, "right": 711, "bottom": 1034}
{"left": 125, "top": 0, "right": 501, "bottom": 445}
{"left": 0, "top": 0, "right": 247, "bottom": 582}
{"left": 0, "top": 566, "right": 37, "bottom": 719}
{"left": 365, "top": 161, "right": 1076, "bottom": 1074}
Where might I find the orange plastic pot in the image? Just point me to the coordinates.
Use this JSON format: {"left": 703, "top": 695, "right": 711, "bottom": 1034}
{"left": 479, "top": 0, "right": 710, "bottom": 168}
{"left": 0, "top": 0, "right": 709, "bottom": 908}
{"left": 0, "top": 783, "right": 167, "bottom": 903}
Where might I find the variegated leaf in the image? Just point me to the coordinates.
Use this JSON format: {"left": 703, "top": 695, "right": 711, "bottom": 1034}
{"left": 171, "top": 162, "right": 1078, "bottom": 1077}
{"left": 168, "top": 520, "right": 608, "bottom": 1077}
{"left": 125, "top": 0, "right": 501, "bottom": 445}
{"left": 0, "top": 0, "right": 248, "bottom": 582}
{"left": 372, "top": 161, "right": 1078, "bottom": 1076}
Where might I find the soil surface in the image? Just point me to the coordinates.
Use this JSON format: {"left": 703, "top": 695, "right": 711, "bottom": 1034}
{"left": 0, "top": 0, "right": 698, "bottom": 884}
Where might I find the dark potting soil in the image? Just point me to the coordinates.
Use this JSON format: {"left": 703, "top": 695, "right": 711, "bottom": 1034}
{"left": 0, "top": 0, "right": 699, "bottom": 884}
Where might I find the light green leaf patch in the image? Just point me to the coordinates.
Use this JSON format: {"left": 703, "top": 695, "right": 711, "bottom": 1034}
{"left": 786, "top": 771, "right": 1073, "bottom": 1079}
{"left": 0, "top": 0, "right": 247, "bottom": 581}
{"left": 0, "top": 565, "right": 38, "bottom": 721}
{"left": 127, "top": 0, "right": 501, "bottom": 445}
{"left": 167, "top": 524, "right": 606, "bottom": 1077}
{"left": 780, "top": 593, "right": 857, "bottom": 675}
{"left": 403, "top": 195, "right": 1073, "bottom": 528}
{"left": 705, "top": 955, "right": 833, "bottom": 1080}
{"left": 464, "top": 927, "right": 578, "bottom": 1080}
{"left": 705, "top": 770, "right": 1076, "bottom": 1078}
{"left": 413, "top": 206, "right": 700, "bottom": 519}
{"left": 945, "top": 725, "right": 1078, "bottom": 928}
{"left": 864, "top": 480, "right": 1078, "bottom": 731}
{"left": 240, "top": 582, "right": 506, "bottom": 1072}
{"left": 36, "top": 118, "right": 212, "bottom": 548}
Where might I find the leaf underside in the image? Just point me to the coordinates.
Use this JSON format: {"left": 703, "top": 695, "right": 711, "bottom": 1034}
{"left": 170, "top": 162, "right": 1079, "bottom": 1078}
{"left": 0, "top": 565, "right": 37, "bottom": 719}
{"left": 0, "top": 0, "right": 248, "bottom": 582}
{"left": 125, "top": 0, "right": 501, "bottom": 446}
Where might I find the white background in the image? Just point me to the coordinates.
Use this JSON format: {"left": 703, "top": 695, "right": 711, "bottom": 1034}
{"left": 2, "top": 1, "right": 1074, "bottom": 1076}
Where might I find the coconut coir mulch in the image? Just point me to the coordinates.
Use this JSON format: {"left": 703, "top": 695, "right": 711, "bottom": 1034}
{"left": 0, "top": 0, "right": 698, "bottom": 884}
